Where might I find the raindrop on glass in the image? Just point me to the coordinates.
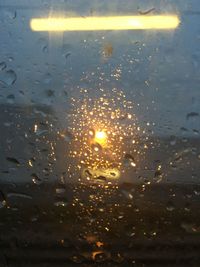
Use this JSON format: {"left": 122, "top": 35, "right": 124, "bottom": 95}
{"left": 124, "top": 154, "right": 136, "bottom": 167}
{"left": 7, "top": 94, "right": 15, "bottom": 104}
{"left": 6, "top": 157, "right": 20, "bottom": 165}
{"left": 60, "top": 130, "right": 73, "bottom": 142}
{"left": 0, "top": 69, "right": 17, "bottom": 86}
{"left": 186, "top": 112, "right": 199, "bottom": 121}
{"left": 92, "top": 251, "right": 110, "bottom": 262}
{"left": 91, "top": 143, "right": 102, "bottom": 152}
{"left": 0, "top": 62, "right": 6, "bottom": 71}
{"left": 166, "top": 200, "right": 175, "bottom": 211}
{"left": 169, "top": 135, "right": 176, "bottom": 146}
{"left": 37, "top": 38, "right": 48, "bottom": 53}
{"left": 46, "top": 89, "right": 54, "bottom": 97}
{"left": 31, "top": 173, "right": 42, "bottom": 185}
{"left": 43, "top": 73, "right": 52, "bottom": 84}
{"left": 4, "top": 9, "right": 17, "bottom": 20}
{"left": 0, "top": 191, "right": 6, "bottom": 209}
{"left": 55, "top": 187, "right": 66, "bottom": 195}
{"left": 54, "top": 200, "right": 68, "bottom": 207}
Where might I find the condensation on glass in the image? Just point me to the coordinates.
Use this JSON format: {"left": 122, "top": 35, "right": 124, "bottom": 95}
{"left": 0, "top": 0, "right": 200, "bottom": 265}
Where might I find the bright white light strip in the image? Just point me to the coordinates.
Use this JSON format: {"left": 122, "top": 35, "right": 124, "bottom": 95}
{"left": 30, "top": 15, "right": 180, "bottom": 31}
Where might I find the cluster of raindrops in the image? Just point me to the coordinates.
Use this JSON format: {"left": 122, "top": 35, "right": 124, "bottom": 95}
{"left": 62, "top": 87, "right": 147, "bottom": 180}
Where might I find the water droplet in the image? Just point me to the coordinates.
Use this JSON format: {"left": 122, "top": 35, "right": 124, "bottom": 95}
{"left": 55, "top": 187, "right": 66, "bottom": 194}
{"left": 62, "top": 43, "right": 71, "bottom": 50}
{"left": 60, "top": 130, "right": 73, "bottom": 142}
{"left": 96, "top": 175, "right": 107, "bottom": 181}
{"left": 102, "top": 43, "right": 113, "bottom": 59}
{"left": 121, "top": 190, "right": 133, "bottom": 200}
{"left": 4, "top": 9, "right": 17, "bottom": 20}
{"left": 144, "top": 178, "right": 151, "bottom": 185}
{"left": 0, "top": 62, "right": 6, "bottom": 71}
{"left": 194, "top": 190, "right": 200, "bottom": 196}
{"left": 124, "top": 154, "right": 136, "bottom": 167}
{"left": 6, "top": 157, "right": 20, "bottom": 165}
{"left": 63, "top": 89, "right": 68, "bottom": 96}
{"left": 91, "top": 143, "right": 102, "bottom": 152}
{"left": 181, "top": 222, "right": 199, "bottom": 233}
{"left": 154, "top": 169, "right": 162, "bottom": 179}
{"left": 0, "top": 191, "right": 6, "bottom": 209}
{"left": 70, "top": 255, "right": 84, "bottom": 263}
{"left": 4, "top": 121, "right": 13, "bottom": 127}
{"left": 169, "top": 135, "right": 176, "bottom": 146}
{"left": 112, "top": 252, "right": 124, "bottom": 263}
{"left": 174, "top": 155, "right": 182, "bottom": 163}
{"left": 7, "top": 94, "right": 15, "bottom": 104}
{"left": 31, "top": 173, "right": 42, "bottom": 185}
{"left": 43, "top": 73, "right": 52, "bottom": 84}
{"left": 30, "top": 215, "right": 39, "bottom": 222}
{"left": 89, "top": 129, "right": 95, "bottom": 138}
{"left": 192, "top": 54, "right": 200, "bottom": 69}
{"left": 96, "top": 241, "right": 104, "bottom": 248}
{"left": 54, "top": 200, "right": 68, "bottom": 207}
{"left": 184, "top": 202, "right": 191, "bottom": 212}
{"left": 110, "top": 171, "right": 117, "bottom": 177}
{"left": 92, "top": 251, "right": 110, "bottom": 262}
{"left": 182, "top": 137, "right": 188, "bottom": 143}
{"left": 37, "top": 38, "right": 48, "bottom": 53}
{"left": 180, "top": 127, "right": 188, "bottom": 134}
{"left": 33, "top": 124, "right": 48, "bottom": 136}
{"left": 8, "top": 56, "right": 14, "bottom": 62}
{"left": 43, "top": 45, "right": 48, "bottom": 53}
{"left": 33, "top": 108, "right": 47, "bottom": 118}
{"left": 46, "top": 89, "right": 54, "bottom": 97}
{"left": 38, "top": 130, "right": 48, "bottom": 136}
{"left": 193, "top": 129, "right": 199, "bottom": 135}
{"left": 64, "top": 52, "right": 71, "bottom": 62}
{"left": 82, "top": 168, "right": 93, "bottom": 180}
{"left": 7, "top": 193, "right": 32, "bottom": 200}
{"left": 0, "top": 69, "right": 17, "bottom": 86}
{"left": 28, "top": 158, "right": 35, "bottom": 167}
{"left": 166, "top": 200, "right": 175, "bottom": 211}
{"left": 186, "top": 112, "right": 199, "bottom": 120}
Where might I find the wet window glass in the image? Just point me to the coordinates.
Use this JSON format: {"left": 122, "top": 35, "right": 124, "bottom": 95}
{"left": 0, "top": 0, "right": 200, "bottom": 266}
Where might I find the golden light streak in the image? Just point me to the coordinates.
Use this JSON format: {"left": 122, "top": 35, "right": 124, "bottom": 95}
{"left": 30, "top": 15, "right": 180, "bottom": 32}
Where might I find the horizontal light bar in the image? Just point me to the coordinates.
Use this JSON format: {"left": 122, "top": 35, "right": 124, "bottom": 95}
{"left": 30, "top": 15, "right": 180, "bottom": 32}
